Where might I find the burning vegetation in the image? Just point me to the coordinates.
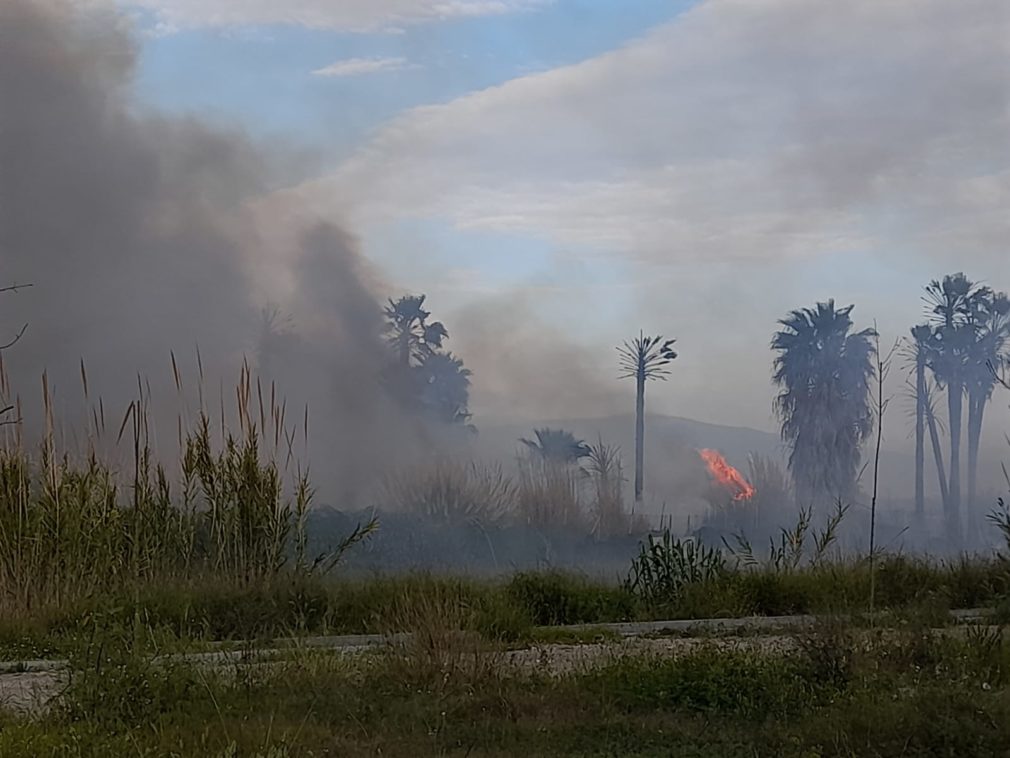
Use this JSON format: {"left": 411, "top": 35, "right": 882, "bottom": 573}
{"left": 698, "top": 449, "right": 756, "bottom": 502}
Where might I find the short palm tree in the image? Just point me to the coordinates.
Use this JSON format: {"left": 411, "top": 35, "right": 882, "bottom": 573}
{"left": 520, "top": 428, "right": 591, "bottom": 464}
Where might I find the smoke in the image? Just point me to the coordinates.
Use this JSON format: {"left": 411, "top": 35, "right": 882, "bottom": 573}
{"left": 0, "top": 0, "right": 429, "bottom": 500}
{"left": 450, "top": 291, "right": 626, "bottom": 422}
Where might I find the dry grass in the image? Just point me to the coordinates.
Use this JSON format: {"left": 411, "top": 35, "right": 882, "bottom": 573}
{"left": 381, "top": 583, "right": 504, "bottom": 692}
{"left": 515, "top": 458, "right": 586, "bottom": 531}
{"left": 381, "top": 460, "right": 516, "bottom": 527}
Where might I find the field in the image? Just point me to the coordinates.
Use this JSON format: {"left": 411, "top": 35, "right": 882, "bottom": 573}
{"left": 1, "top": 389, "right": 1010, "bottom": 756}
{"left": 1, "top": 559, "right": 1010, "bottom": 756}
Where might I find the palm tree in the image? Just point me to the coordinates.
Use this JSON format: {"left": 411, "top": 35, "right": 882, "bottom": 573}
{"left": 617, "top": 332, "right": 677, "bottom": 504}
{"left": 520, "top": 428, "right": 591, "bottom": 464}
{"left": 923, "top": 273, "right": 987, "bottom": 532}
{"left": 905, "top": 325, "right": 934, "bottom": 517}
{"left": 383, "top": 294, "right": 448, "bottom": 368}
{"left": 923, "top": 378, "right": 950, "bottom": 513}
{"left": 965, "top": 289, "right": 1010, "bottom": 514}
{"left": 382, "top": 294, "right": 473, "bottom": 427}
{"left": 905, "top": 325, "right": 951, "bottom": 520}
{"left": 772, "top": 300, "right": 877, "bottom": 507}
{"left": 418, "top": 351, "right": 474, "bottom": 428}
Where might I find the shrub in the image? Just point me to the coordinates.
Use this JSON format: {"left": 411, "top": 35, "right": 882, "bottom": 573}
{"left": 381, "top": 460, "right": 515, "bottom": 527}
{"left": 506, "top": 571, "right": 637, "bottom": 626}
{"left": 581, "top": 648, "right": 834, "bottom": 718}
{"left": 624, "top": 531, "right": 726, "bottom": 604}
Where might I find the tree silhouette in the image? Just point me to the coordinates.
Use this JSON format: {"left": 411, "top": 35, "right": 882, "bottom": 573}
{"left": 963, "top": 289, "right": 1010, "bottom": 515}
{"left": 922, "top": 273, "right": 981, "bottom": 532}
{"left": 772, "top": 300, "right": 876, "bottom": 507}
{"left": 520, "top": 428, "right": 591, "bottom": 464}
{"left": 617, "top": 332, "right": 677, "bottom": 504}
{"left": 905, "top": 324, "right": 935, "bottom": 518}
{"left": 383, "top": 294, "right": 447, "bottom": 368}
{"left": 418, "top": 351, "right": 473, "bottom": 427}
{"left": 920, "top": 274, "right": 1009, "bottom": 534}
{"left": 382, "top": 294, "right": 471, "bottom": 429}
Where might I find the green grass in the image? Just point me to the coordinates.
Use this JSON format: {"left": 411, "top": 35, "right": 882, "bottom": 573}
{"left": 4, "top": 621, "right": 1010, "bottom": 756}
{"left": 0, "top": 555, "right": 1007, "bottom": 663}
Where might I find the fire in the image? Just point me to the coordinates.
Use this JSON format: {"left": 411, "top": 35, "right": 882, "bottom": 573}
{"left": 698, "top": 449, "right": 756, "bottom": 501}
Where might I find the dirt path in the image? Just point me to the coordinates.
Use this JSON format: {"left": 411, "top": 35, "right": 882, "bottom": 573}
{"left": 0, "top": 608, "right": 994, "bottom": 718}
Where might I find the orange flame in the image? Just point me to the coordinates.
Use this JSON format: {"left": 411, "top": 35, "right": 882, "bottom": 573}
{"left": 699, "top": 449, "right": 755, "bottom": 501}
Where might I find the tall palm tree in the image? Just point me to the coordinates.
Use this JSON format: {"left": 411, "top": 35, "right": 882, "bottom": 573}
{"left": 520, "top": 428, "right": 591, "bottom": 464}
{"left": 617, "top": 332, "right": 677, "bottom": 504}
{"left": 907, "top": 325, "right": 930, "bottom": 517}
{"left": 906, "top": 325, "right": 951, "bottom": 519}
{"left": 923, "top": 378, "right": 950, "bottom": 513}
{"left": 923, "top": 273, "right": 986, "bottom": 530}
{"left": 965, "top": 290, "right": 1010, "bottom": 513}
{"left": 772, "top": 300, "right": 877, "bottom": 507}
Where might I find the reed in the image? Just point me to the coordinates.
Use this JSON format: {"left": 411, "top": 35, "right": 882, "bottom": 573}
{"left": 0, "top": 360, "right": 373, "bottom": 614}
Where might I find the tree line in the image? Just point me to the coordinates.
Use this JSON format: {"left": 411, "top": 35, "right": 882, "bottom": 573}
{"left": 620, "top": 273, "right": 1007, "bottom": 545}
{"left": 764, "top": 273, "right": 1006, "bottom": 541}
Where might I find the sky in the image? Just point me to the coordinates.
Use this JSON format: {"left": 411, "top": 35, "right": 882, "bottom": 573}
{"left": 87, "top": 0, "right": 1010, "bottom": 440}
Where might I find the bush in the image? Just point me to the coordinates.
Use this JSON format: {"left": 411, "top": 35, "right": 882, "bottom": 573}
{"left": 505, "top": 571, "right": 637, "bottom": 626}
{"left": 581, "top": 648, "right": 835, "bottom": 718}
{"left": 624, "top": 531, "right": 726, "bottom": 604}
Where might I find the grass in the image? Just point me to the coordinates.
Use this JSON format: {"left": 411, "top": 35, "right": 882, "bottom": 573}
{"left": 4, "top": 616, "right": 1010, "bottom": 756}
{"left": 2, "top": 367, "right": 1010, "bottom": 754}
{"left": 0, "top": 554, "right": 1006, "bottom": 666}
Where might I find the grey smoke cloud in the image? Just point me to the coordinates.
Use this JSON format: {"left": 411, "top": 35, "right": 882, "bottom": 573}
{"left": 0, "top": 0, "right": 428, "bottom": 500}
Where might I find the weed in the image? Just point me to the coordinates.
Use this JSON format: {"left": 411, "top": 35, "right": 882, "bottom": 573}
{"left": 506, "top": 571, "right": 637, "bottom": 626}
{"left": 624, "top": 531, "right": 726, "bottom": 604}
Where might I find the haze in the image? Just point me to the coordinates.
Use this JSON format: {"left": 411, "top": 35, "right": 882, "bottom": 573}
{"left": 2, "top": 0, "right": 1008, "bottom": 513}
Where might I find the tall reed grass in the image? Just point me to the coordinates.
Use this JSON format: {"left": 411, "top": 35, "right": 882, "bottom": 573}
{"left": 0, "top": 360, "right": 373, "bottom": 614}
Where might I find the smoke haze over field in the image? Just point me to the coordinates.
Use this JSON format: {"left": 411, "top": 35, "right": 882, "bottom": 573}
{"left": 2, "top": 0, "right": 1009, "bottom": 522}
{"left": 0, "top": 0, "right": 440, "bottom": 498}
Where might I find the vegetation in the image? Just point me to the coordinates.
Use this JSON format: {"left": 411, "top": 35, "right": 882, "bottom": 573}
{"left": 519, "top": 428, "right": 591, "bottom": 464}
{"left": 772, "top": 300, "right": 877, "bottom": 509}
{"left": 914, "top": 274, "right": 1010, "bottom": 540}
{"left": 5, "top": 581, "right": 1010, "bottom": 756}
{"left": 381, "top": 460, "right": 516, "bottom": 527}
{"left": 1, "top": 274, "right": 1009, "bottom": 755}
{"left": 0, "top": 366, "right": 377, "bottom": 617}
{"left": 582, "top": 437, "right": 642, "bottom": 538}
{"left": 617, "top": 331, "right": 678, "bottom": 504}
{"left": 382, "top": 294, "right": 474, "bottom": 428}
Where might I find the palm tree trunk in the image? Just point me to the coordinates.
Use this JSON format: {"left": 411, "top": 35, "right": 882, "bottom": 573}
{"left": 925, "top": 399, "right": 949, "bottom": 517}
{"left": 966, "top": 389, "right": 985, "bottom": 519}
{"left": 635, "top": 372, "right": 645, "bottom": 504}
{"left": 914, "top": 358, "right": 926, "bottom": 517}
{"left": 947, "top": 380, "right": 963, "bottom": 538}
{"left": 399, "top": 333, "right": 411, "bottom": 367}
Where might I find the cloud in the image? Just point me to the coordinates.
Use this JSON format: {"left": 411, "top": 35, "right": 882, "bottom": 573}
{"left": 117, "top": 0, "right": 549, "bottom": 32}
{"left": 312, "top": 57, "right": 411, "bottom": 78}
{"left": 296, "top": 0, "right": 1008, "bottom": 266}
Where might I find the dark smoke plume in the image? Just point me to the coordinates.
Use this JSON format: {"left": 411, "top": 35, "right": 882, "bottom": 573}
{"left": 0, "top": 0, "right": 427, "bottom": 501}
